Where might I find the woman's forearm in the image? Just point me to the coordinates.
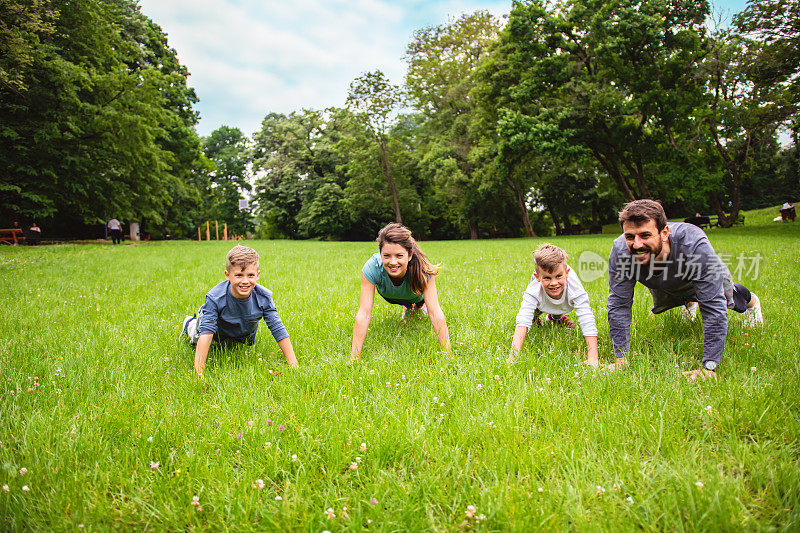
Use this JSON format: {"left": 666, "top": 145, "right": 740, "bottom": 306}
{"left": 350, "top": 311, "right": 372, "bottom": 359}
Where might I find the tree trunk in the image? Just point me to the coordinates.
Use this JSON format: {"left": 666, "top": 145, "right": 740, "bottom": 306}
{"left": 591, "top": 199, "right": 600, "bottom": 227}
{"left": 468, "top": 219, "right": 478, "bottom": 239}
{"left": 710, "top": 192, "right": 732, "bottom": 227}
{"left": 546, "top": 199, "right": 562, "bottom": 235}
{"left": 510, "top": 182, "right": 536, "bottom": 237}
{"left": 592, "top": 148, "right": 636, "bottom": 201}
{"left": 378, "top": 139, "right": 402, "bottom": 224}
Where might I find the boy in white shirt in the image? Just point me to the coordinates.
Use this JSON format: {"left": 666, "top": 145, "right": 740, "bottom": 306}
{"left": 508, "top": 243, "right": 599, "bottom": 366}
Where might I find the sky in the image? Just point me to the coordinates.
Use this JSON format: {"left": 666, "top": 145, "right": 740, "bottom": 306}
{"left": 136, "top": 0, "right": 751, "bottom": 138}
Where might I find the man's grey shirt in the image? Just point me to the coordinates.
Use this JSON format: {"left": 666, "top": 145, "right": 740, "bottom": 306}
{"left": 607, "top": 222, "right": 735, "bottom": 365}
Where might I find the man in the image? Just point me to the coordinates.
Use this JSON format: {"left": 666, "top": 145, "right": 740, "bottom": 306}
{"left": 107, "top": 218, "right": 123, "bottom": 245}
{"left": 607, "top": 200, "right": 763, "bottom": 380}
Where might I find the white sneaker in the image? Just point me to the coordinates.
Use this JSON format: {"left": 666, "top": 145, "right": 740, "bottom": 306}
{"left": 681, "top": 302, "right": 698, "bottom": 322}
{"left": 744, "top": 294, "right": 763, "bottom": 327}
{"left": 181, "top": 315, "right": 193, "bottom": 337}
{"left": 181, "top": 315, "right": 199, "bottom": 342}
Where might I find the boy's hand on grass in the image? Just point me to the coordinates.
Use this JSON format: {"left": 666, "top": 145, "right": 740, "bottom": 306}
{"left": 683, "top": 369, "right": 716, "bottom": 381}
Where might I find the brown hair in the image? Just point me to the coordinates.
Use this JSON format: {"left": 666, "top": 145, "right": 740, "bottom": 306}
{"left": 533, "top": 243, "right": 568, "bottom": 273}
{"left": 376, "top": 223, "right": 438, "bottom": 296}
{"left": 226, "top": 244, "right": 259, "bottom": 270}
{"left": 618, "top": 199, "right": 667, "bottom": 232}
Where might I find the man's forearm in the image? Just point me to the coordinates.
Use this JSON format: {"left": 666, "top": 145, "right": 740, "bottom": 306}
{"left": 699, "top": 303, "right": 727, "bottom": 364}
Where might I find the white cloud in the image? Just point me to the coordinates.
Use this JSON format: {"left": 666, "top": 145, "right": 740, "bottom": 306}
{"left": 137, "top": 0, "right": 510, "bottom": 136}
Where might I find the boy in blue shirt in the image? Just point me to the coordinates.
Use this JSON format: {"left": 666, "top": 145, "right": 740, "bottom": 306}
{"left": 181, "top": 245, "right": 298, "bottom": 377}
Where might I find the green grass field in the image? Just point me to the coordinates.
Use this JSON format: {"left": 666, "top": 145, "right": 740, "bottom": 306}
{"left": 2, "top": 211, "right": 799, "bottom": 531}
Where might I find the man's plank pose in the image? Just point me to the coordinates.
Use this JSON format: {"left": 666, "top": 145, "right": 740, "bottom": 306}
{"left": 607, "top": 200, "right": 763, "bottom": 380}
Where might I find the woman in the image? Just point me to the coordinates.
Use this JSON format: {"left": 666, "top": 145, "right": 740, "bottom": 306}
{"left": 350, "top": 223, "right": 450, "bottom": 360}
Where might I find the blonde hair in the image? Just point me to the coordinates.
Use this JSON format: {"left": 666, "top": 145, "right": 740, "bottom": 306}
{"left": 226, "top": 245, "right": 259, "bottom": 270}
{"left": 533, "top": 243, "right": 568, "bottom": 273}
{"left": 376, "top": 223, "right": 438, "bottom": 296}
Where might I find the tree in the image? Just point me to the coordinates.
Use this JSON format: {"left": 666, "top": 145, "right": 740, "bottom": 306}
{"left": 698, "top": 0, "right": 800, "bottom": 226}
{"left": 202, "top": 126, "right": 251, "bottom": 234}
{"left": 405, "top": 11, "right": 502, "bottom": 238}
{"left": 346, "top": 70, "right": 405, "bottom": 224}
{"left": 251, "top": 109, "right": 350, "bottom": 238}
{"left": 485, "top": 0, "right": 713, "bottom": 207}
{"left": 0, "top": 0, "right": 206, "bottom": 236}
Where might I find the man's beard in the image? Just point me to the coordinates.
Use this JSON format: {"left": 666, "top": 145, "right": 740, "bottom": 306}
{"left": 631, "top": 239, "right": 663, "bottom": 260}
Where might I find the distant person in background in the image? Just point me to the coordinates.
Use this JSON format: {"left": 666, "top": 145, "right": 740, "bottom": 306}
{"left": 780, "top": 202, "right": 795, "bottom": 221}
{"left": 26, "top": 222, "right": 41, "bottom": 245}
{"left": 107, "top": 218, "right": 123, "bottom": 244}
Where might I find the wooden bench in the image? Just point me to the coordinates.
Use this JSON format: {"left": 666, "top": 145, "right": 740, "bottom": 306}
{"left": 684, "top": 215, "right": 711, "bottom": 229}
{"left": 0, "top": 228, "right": 24, "bottom": 245}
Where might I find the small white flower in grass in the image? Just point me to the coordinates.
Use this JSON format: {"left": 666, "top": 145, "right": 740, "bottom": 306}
{"left": 191, "top": 495, "right": 200, "bottom": 506}
{"left": 704, "top": 406, "right": 713, "bottom": 414}
{"left": 613, "top": 483, "right": 621, "bottom": 492}
{"left": 596, "top": 485, "right": 606, "bottom": 495}
{"left": 477, "top": 384, "right": 483, "bottom": 391}
{"left": 70, "top": 428, "right": 77, "bottom": 435}
{"left": 21, "top": 486, "right": 29, "bottom": 492}
{"left": 147, "top": 436, "right": 153, "bottom": 443}
{"left": 751, "top": 367, "right": 757, "bottom": 372}
{"left": 349, "top": 462, "right": 358, "bottom": 470}
{"left": 19, "top": 467, "right": 27, "bottom": 476}
{"left": 78, "top": 525, "right": 83, "bottom": 529}
{"left": 325, "top": 508, "right": 336, "bottom": 519}
{"left": 342, "top": 506, "right": 350, "bottom": 519}
{"left": 538, "top": 487, "right": 544, "bottom": 492}
{"left": 360, "top": 442, "right": 367, "bottom": 452}
{"left": 150, "top": 461, "right": 160, "bottom": 469}
{"left": 695, "top": 481, "right": 704, "bottom": 488}
{"left": 356, "top": 456, "right": 362, "bottom": 463}
{"left": 432, "top": 396, "right": 438, "bottom": 403}
{"left": 275, "top": 495, "right": 282, "bottom": 501}
{"left": 254, "top": 479, "right": 265, "bottom": 489}
{"left": 265, "top": 442, "right": 272, "bottom": 448}
{"left": 291, "top": 454, "right": 298, "bottom": 462}
{"left": 626, "top": 496, "right": 634, "bottom": 504}
{"left": 2, "top": 485, "right": 8, "bottom": 492}
{"left": 248, "top": 420, "right": 254, "bottom": 427}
